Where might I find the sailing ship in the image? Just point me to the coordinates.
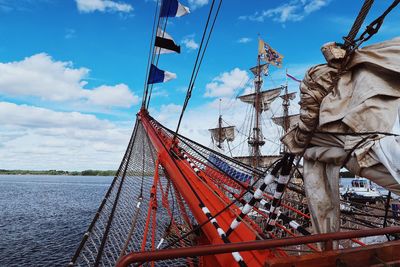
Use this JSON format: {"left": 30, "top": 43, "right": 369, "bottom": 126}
{"left": 208, "top": 55, "right": 300, "bottom": 171}
{"left": 69, "top": 0, "right": 400, "bottom": 266}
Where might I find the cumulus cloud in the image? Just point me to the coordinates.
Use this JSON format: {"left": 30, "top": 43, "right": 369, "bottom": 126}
{"left": 188, "top": 0, "right": 208, "bottom": 10}
{"left": 153, "top": 103, "right": 182, "bottom": 125}
{"left": 0, "top": 102, "right": 113, "bottom": 130}
{"left": 237, "top": 37, "right": 252, "bottom": 44}
{"left": 0, "top": 53, "right": 139, "bottom": 108}
{"left": 75, "top": 0, "right": 133, "bottom": 13}
{"left": 85, "top": 84, "right": 139, "bottom": 108}
{"left": 150, "top": 97, "right": 283, "bottom": 156}
{"left": 182, "top": 36, "right": 199, "bottom": 50}
{"left": 239, "top": 0, "right": 330, "bottom": 23}
{"left": 204, "top": 68, "right": 249, "bottom": 98}
{"left": 0, "top": 102, "right": 132, "bottom": 170}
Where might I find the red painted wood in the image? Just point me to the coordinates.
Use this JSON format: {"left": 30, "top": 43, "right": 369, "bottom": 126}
{"left": 138, "top": 109, "right": 270, "bottom": 266}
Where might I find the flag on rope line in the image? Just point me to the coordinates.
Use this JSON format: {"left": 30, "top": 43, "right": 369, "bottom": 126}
{"left": 155, "top": 27, "right": 181, "bottom": 54}
{"left": 160, "top": 0, "right": 190, "bottom": 18}
{"left": 258, "top": 39, "right": 283, "bottom": 68}
{"left": 148, "top": 64, "right": 177, "bottom": 84}
{"left": 286, "top": 72, "right": 302, "bottom": 83}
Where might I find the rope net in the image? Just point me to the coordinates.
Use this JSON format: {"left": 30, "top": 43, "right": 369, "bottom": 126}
{"left": 70, "top": 116, "right": 400, "bottom": 266}
{"left": 71, "top": 120, "right": 199, "bottom": 266}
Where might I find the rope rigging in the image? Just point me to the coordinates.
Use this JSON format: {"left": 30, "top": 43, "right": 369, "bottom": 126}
{"left": 287, "top": 0, "right": 400, "bottom": 184}
{"left": 350, "top": 0, "right": 400, "bottom": 50}
{"left": 142, "top": 0, "right": 161, "bottom": 108}
{"left": 142, "top": 0, "right": 180, "bottom": 109}
{"left": 71, "top": 1, "right": 400, "bottom": 266}
{"left": 145, "top": 8, "right": 173, "bottom": 109}
{"left": 173, "top": 0, "right": 223, "bottom": 139}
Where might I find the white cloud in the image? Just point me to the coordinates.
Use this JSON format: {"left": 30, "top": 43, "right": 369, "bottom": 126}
{"left": 188, "top": 0, "right": 208, "bottom": 10}
{"left": 149, "top": 65, "right": 317, "bottom": 159}
{"left": 0, "top": 53, "right": 139, "bottom": 108}
{"left": 153, "top": 103, "right": 182, "bottom": 125}
{"left": 151, "top": 97, "right": 284, "bottom": 156}
{"left": 0, "top": 102, "right": 113, "bottom": 130}
{"left": 75, "top": 0, "right": 133, "bottom": 13}
{"left": 237, "top": 37, "right": 252, "bottom": 44}
{"left": 204, "top": 68, "right": 249, "bottom": 98}
{"left": 65, "top": 28, "right": 76, "bottom": 39}
{"left": 85, "top": 84, "right": 139, "bottom": 108}
{"left": 151, "top": 87, "right": 169, "bottom": 98}
{"left": 0, "top": 102, "right": 132, "bottom": 170}
{"left": 239, "top": 0, "right": 330, "bottom": 23}
{"left": 182, "top": 36, "right": 199, "bottom": 50}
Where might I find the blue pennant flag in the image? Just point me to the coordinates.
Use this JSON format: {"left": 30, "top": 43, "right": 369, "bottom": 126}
{"left": 148, "top": 64, "right": 177, "bottom": 84}
{"left": 160, "top": 0, "right": 190, "bottom": 18}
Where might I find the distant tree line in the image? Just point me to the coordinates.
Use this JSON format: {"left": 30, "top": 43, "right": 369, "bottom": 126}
{"left": 339, "top": 171, "right": 355, "bottom": 178}
{"left": 0, "top": 169, "right": 117, "bottom": 176}
{"left": 0, "top": 168, "right": 356, "bottom": 178}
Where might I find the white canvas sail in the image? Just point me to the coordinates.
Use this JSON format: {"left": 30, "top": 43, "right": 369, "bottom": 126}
{"left": 209, "top": 126, "right": 235, "bottom": 143}
{"left": 238, "top": 87, "right": 282, "bottom": 112}
{"left": 272, "top": 114, "right": 300, "bottom": 132}
{"left": 280, "top": 92, "right": 297, "bottom": 101}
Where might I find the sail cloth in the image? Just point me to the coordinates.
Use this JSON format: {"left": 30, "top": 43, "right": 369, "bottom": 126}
{"left": 209, "top": 126, "right": 235, "bottom": 143}
{"left": 282, "top": 37, "right": 400, "bottom": 168}
{"left": 258, "top": 39, "right": 283, "bottom": 68}
{"left": 160, "top": 0, "right": 190, "bottom": 17}
{"left": 155, "top": 28, "right": 181, "bottom": 54}
{"left": 249, "top": 63, "right": 269, "bottom": 76}
{"left": 280, "top": 92, "right": 296, "bottom": 101}
{"left": 238, "top": 87, "right": 282, "bottom": 112}
{"left": 272, "top": 114, "right": 300, "bottom": 132}
{"left": 148, "top": 64, "right": 176, "bottom": 84}
{"left": 281, "top": 38, "right": 400, "bottom": 234}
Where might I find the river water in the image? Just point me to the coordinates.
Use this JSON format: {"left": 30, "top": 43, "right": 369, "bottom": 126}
{"left": 0, "top": 175, "right": 396, "bottom": 266}
{"left": 0, "top": 175, "right": 112, "bottom": 267}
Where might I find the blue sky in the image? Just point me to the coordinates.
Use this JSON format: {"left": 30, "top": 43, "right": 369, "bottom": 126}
{"left": 0, "top": 0, "right": 399, "bottom": 170}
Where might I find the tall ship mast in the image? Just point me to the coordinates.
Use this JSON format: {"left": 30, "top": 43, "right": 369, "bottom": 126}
{"left": 211, "top": 40, "right": 300, "bottom": 170}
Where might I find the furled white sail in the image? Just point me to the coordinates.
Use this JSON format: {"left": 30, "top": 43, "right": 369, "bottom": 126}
{"left": 280, "top": 92, "right": 297, "bottom": 101}
{"left": 272, "top": 114, "right": 300, "bottom": 132}
{"left": 238, "top": 87, "right": 282, "bottom": 112}
{"left": 234, "top": 155, "right": 281, "bottom": 169}
{"left": 209, "top": 126, "right": 235, "bottom": 143}
{"left": 249, "top": 63, "right": 269, "bottom": 76}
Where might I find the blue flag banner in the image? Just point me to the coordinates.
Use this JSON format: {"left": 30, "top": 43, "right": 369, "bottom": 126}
{"left": 148, "top": 64, "right": 177, "bottom": 84}
{"left": 160, "top": 0, "right": 190, "bottom": 17}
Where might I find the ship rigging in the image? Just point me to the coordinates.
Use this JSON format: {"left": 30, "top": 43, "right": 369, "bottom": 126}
{"left": 70, "top": 0, "right": 400, "bottom": 266}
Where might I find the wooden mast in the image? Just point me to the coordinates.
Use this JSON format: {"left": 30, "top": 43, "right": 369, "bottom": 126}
{"left": 250, "top": 54, "right": 265, "bottom": 170}
{"left": 282, "top": 70, "right": 290, "bottom": 153}
{"left": 218, "top": 99, "right": 222, "bottom": 148}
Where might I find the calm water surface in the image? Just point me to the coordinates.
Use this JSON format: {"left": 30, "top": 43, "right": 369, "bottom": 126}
{"left": 0, "top": 175, "right": 112, "bottom": 267}
{"left": 0, "top": 175, "right": 395, "bottom": 266}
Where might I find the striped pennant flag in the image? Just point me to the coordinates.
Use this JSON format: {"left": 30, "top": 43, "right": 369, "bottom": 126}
{"left": 160, "top": 0, "right": 190, "bottom": 18}
{"left": 155, "top": 27, "right": 181, "bottom": 54}
{"left": 148, "top": 64, "right": 177, "bottom": 84}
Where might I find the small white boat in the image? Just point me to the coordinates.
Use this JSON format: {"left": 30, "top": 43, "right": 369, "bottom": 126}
{"left": 341, "top": 178, "right": 383, "bottom": 204}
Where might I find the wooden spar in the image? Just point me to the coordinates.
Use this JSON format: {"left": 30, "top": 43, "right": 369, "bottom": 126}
{"left": 117, "top": 226, "right": 400, "bottom": 266}
{"left": 138, "top": 109, "right": 271, "bottom": 266}
{"left": 252, "top": 55, "right": 262, "bottom": 170}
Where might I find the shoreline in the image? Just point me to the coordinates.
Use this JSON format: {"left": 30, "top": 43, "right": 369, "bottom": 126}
{"left": 0, "top": 170, "right": 117, "bottom": 176}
